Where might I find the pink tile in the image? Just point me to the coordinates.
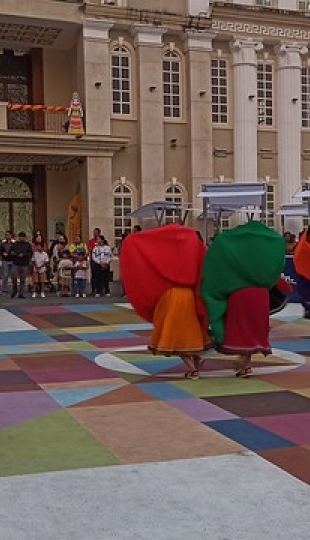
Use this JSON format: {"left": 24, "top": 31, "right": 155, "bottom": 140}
{"left": 168, "top": 398, "right": 238, "bottom": 422}
{"left": 24, "top": 306, "right": 66, "bottom": 315}
{"left": 23, "top": 365, "right": 115, "bottom": 384}
{"left": 89, "top": 337, "right": 148, "bottom": 348}
{"left": 248, "top": 412, "right": 310, "bottom": 445}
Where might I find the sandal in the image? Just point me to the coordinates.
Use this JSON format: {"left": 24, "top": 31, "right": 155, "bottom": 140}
{"left": 235, "top": 366, "right": 252, "bottom": 378}
{"left": 193, "top": 355, "right": 203, "bottom": 370}
{"left": 184, "top": 370, "right": 199, "bottom": 380}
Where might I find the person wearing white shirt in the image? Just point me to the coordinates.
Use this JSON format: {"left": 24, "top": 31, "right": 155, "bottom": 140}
{"left": 31, "top": 244, "right": 49, "bottom": 298}
{"left": 91, "top": 235, "right": 112, "bottom": 297}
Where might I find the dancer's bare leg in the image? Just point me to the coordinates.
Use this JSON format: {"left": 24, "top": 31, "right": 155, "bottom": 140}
{"left": 181, "top": 356, "right": 199, "bottom": 379}
{"left": 235, "top": 353, "right": 252, "bottom": 378}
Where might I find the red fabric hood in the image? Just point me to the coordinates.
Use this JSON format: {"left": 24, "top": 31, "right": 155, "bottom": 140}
{"left": 120, "top": 224, "right": 207, "bottom": 323}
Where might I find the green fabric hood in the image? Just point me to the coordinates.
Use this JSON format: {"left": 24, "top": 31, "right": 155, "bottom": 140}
{"left": 200, "top": 221, "right": 285, "bottom": 345}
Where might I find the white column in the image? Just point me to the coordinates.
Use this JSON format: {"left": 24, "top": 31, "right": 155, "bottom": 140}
{"left": 184, "top": 31, "right": 214, "bottom": 207}
{"left": 82, "top": 19, "right": 114, "bottom": 135}
{"left": 132, "top": 25, "right": 166, "bottom": 205}
{"left": 277, "top": 43, "right": 307, "bottom": 220}
{"left": 231, "top": 39, "right": 263, "bottom": 183}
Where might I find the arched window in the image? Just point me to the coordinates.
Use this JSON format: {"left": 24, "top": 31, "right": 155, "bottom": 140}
{"left": 165, "top": 184, "right": 184, "bottom": 223}
{"left": 0, "top": 176, "right": 33, "bottom": 239}
{"left": 111, "top": 45, "right": 131, "bottom": 115}
{"left": 163, "top": 51, "right": 181, "bottom": 118}
{"left": 113, "top": 183, "right": 133, "bottom": 246}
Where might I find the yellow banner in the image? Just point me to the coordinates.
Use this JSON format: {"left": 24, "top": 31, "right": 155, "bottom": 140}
{"left": 67, "top": 193, "right": 82, "bottom": 244}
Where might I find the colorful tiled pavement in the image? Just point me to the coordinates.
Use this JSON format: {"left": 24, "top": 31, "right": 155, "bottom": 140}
{"left": 1, "top": 301, "right": 310, "bottom": 485}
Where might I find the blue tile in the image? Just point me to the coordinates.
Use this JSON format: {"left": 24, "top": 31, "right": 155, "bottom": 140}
{"left": 114, "top": 323, "right": 153, "bottom": 331}
{"left": 205, "top": 419, "right": 295, "bottom": 451}
{"left": 0, "top": 330, "right": 55, "bottom": 346}
{"left": 74, "top": 330, "right": 138, "bottom": 340}
{"left": 47, "top": 386, "right": 120, "bottom": 407}
{"left": 63, "top": 304, "right": 115, "bottom": 313}
{"left": 79, "top": 351, "right": 101, "bottom": 361}
{"left": 137, "top": 382, "right": 192, "bottom": 400}
{"left": 271, "top": 340, "right": 310, "bottom": 352}
{"left": 133, "top": 359, "right": 180, "bottom": 374}
{"left": 1, "top": 345, "right": 60, "bottom": 355}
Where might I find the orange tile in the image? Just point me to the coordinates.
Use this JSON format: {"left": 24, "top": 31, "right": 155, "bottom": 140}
{"left": 69, "top": 401, "right": 244, "bottom": 463}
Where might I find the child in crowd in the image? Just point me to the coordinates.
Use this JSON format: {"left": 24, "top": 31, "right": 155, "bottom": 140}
{"left": 57, "top": 249, "right": 73, "bottom": 296}
{"left": 31, "top": 243, "right": 49, "bottom": 298}
{"left": 73, "top": 253, "right": 89, "bottom": 298}
{"left": 92, "top": 235, "right": 112, "bottom": 297}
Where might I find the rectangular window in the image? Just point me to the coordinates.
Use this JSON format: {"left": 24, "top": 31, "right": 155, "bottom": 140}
{"left": 263, "top": 184, "right": 275, "bottom": 229}
{"left": 111, "top": 50, "right": 131, "bottom": 115}
{"left": 302, "top": 183, "right": 310, "bottom": 228}
{"left": 302, "top": 67, "right": 310, "bottom": 128}
{"left": 299, "top": 1, "right": 310, "bottom": 11}
{"left": 163, "top": 53, "right": 181, "bottom": 118}
{"left": 211, "top": 58, "right": 228, "bottom": 124}
{"left": 255, "top": 0, "right": 272, "bottom": 6}
{"left": 257, "top": 62, "right": 273, "bottom": 127}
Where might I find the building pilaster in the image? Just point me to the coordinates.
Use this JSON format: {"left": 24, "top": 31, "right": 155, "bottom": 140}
{"left": 84, "top": 155, "right": 114, "bottom": 242}
{"left": 277, "top": 42, "right": 308, "bottom": 231}
{"left": 231, "top": 39, "right": 263, "bottom": 183}
{"left": 184, "top": 31, "right": 215, "bottom": 211}
{"left": 132, "top": 25, "right": 166, "bottom": 205}
{"left": 82, "top": 19, "right": 114, "bottom": 136}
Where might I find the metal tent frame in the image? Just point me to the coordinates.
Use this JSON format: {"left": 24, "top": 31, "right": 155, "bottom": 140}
{"left": 129, "top": 201, "right": 190, "bottom": 226}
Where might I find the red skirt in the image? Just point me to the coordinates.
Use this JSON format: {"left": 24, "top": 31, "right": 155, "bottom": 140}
{"left": 219, "top": 287, "right": 271, "bottom": 356}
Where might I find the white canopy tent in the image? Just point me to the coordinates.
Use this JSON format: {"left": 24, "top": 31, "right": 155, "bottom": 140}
{"left": 277, "top": 203, "right": 308, "bottom": 233}
{"left": 197, "top": 182, "right": 267, "bottom": 239}
{"left": 293, "top": 188, "right": 310, "bottom": 215}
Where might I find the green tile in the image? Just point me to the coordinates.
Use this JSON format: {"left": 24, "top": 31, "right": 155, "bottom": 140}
{"left": 44, "top": 328, "right": 67, "bottom": 335}
{"left": 171, "top": 377, "right": 283, "bottom": 397}
{"left": 63, "top": 341, "right": 98, "bottom": 351}
{"left": 0, "top": 410, "right": 119, "bottom": 477}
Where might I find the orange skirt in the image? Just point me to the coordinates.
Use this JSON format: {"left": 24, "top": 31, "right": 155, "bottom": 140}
{"left": 149, "top": 287, "right": 212, "bottom": 356}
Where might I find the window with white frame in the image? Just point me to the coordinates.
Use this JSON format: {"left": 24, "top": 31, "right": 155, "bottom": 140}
{"left": 302, "top": 183, "right": 310, "bottom": 228}
{"left": 255, "top": 0, "right": 272, "bottom": 6}
{"left": 299, "top": 1, "right": 310, "bottom": 11}
{"left": 263, "top": 184, "right": 275, "bottom": 229}
{"left": 257, "top": 62, "right": 273, "bottom": 126}
{"left": 302, "top": 66, "right": 310, "bottom": 128}
{"left": 211, "top": 58, "right": 228, "bottom": 124}
{"left": 220, "top": 217, "right": 230, "bottom": 230}
{"left": 165, "top": 184, "right": 184, "bottom": 223}
{"left": 113, "top": 184, "right": 133, "bottom": 246}
{"left": 163, "top": 51, "right": 181, "bottom": 118}
{"left": 111, "top": 45, "right": 131, "bottom": 115}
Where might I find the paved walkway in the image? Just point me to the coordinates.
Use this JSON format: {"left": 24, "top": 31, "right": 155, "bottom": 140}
{"left": 0, "top": 299, "right": 309, "bottom": 539}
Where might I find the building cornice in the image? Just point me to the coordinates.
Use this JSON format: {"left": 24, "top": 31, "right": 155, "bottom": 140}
{"left": 0, "top": 132, "right": 129, "bottom": 158}
{"left": 211, "top": 3, "right": 310, "bottom": 43}
{"left": 82, "top": 2, "right": 212, "bottom": 32}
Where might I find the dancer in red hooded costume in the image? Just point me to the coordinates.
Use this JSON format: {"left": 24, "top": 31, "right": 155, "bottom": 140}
{"left": 120, "top": 224, "right": 213, "bottom": 379}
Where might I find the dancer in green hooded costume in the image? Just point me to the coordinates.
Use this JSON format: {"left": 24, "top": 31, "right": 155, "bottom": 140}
{"left": 201, "top": 221, "right": 286, "bottom": 377}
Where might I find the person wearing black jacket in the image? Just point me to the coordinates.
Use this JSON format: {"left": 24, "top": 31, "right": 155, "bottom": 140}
{"left": 0, "top": 230, "right": 14, "bottom": 294}
{"left": 9, "top": 232, "right": 33, "bottom": 298}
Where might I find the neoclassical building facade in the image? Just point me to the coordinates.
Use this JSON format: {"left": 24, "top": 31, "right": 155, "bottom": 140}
{"left": 1, "top": 0, "right": 310, "bottom": 243}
